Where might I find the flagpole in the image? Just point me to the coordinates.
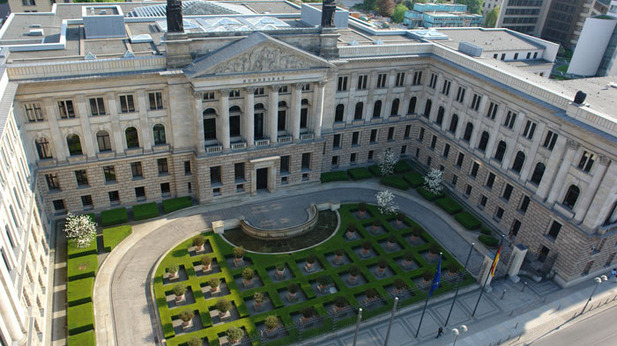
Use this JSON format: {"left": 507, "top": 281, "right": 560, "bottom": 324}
{"left": 415, "top": 252, "right": 441, "bottom": 338}
{"left": 472, "top": 237, "right": 503, "bottom": 317}
{"left": 445, "top": 242, "right": 475, "bottom": 326}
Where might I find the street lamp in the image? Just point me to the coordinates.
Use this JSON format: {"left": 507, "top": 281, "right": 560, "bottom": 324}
{"left": 580, "top": 275, "right": 607, "bottom": 315}
{"left": 452, "top": 324, "right": 467, "bottom": 346}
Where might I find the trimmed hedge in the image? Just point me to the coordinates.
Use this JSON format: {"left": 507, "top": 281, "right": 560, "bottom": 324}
{"left": 133, "top": 202, "right": 159, "bottom": 221}
{"left": 67, "top": 330, "right": 95, "bottom": 346}
{"left": 455, "top": 212, "right": 482, "bottom": 230}
{"left": 103, "top": 225, "right": 132, "bottom": 252}
{"left": 380, "top": 176, "right": 409, "bottom": 190}
{"left": 68, "top": 302, "right": 95, "bottom": 335}
{"left": 320, "top": 171, "right": 350, "bottom": 183}
{"left": 163, "top": 196, "right": 193, "bottom": 214}
{"left": 67, "top": 255, "right": 98, "bottom": 281}
{"left": 478, "top": 235, "right": 499, "bottom": 247}
{"left": 368, "top": 164, "right": 382, "bottom": 177}
{"left": 67, "top": 239, "right": 97, "bottom": 259}
{"left": 100, "top": 207, "right": 128, "bottom": 227}
{"left": 417, "top": 186, "right": 444, "bottom": 201}
{"left": 435, "top": 197, "right": 463, "bottom": 215}
{"left": 403, "top": 172, "right": 424, "bottom": 188}
{"left": 67, "top": 277, "right": 94, "bottom": 307}
{"left": 347, "top": 167, "right": 372, "bottom": 180}
{"left": 393, "top": 161, "right": 413, "bottom": 174}
{"left": 480, "top": 227, "right": 492, "bottom": 235}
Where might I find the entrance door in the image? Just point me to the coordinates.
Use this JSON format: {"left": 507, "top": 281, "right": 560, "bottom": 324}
{"left": 256, "top": 168, "right": 268, "bottom": 190}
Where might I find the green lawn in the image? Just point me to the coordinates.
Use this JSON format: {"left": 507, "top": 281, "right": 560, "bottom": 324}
{"left": 67, "top": 255, "right": 98, "bottom": 281}
{"left": 67, "top": 277, "right": 95, "bottom": 307}
{"left": 153, "top": 204, "right": 472, "bottom": 345}
{"left": 67, "top": 302, "right": 95, "bottom": 335}
{"left": 67, "top": 330, "right": 95, "bottom": 346}
{"left": 67, "top": 239, "right": 98, "bottom": 259}
{"left": 103, "top": 225, "right": 132, "bottom": 252}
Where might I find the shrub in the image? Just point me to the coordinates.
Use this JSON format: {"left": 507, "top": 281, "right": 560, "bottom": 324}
{"left": 362, "top": 241, "right": 371, "bottom": 250}
{"left": 334, "top": 296, "right": 348, "bottom": 308}
{"left": 67, "top": 330, "right": 95, "bottom": 346}
{"left": 306, "top": 254, "right": 317, "bottom": 264}
{"left": 388, "top": 235, "right": 397, "bottom": 243}
{"left": 372, "top": 220, "right": 380, "bottom": 228}
{"left": 67, "top": 277, "right": 94, "bottom": 307}
{"left": 347, "top": 167, "right": 372, "bottom": 180}
{"left": 378, "top": 259, "right": 388, "bottom": 268}
{"left": 480, "top": 227, "right": 492, "bottom": 235}
{"left": 429, "top": 243, "right": 441, "bottom": 255}
{"left": 435, "top": 197, "right": 463, "bottom": 215}
{"left": 67, "top": 239, "right": 97, "bottom": 259}
{"left": 192, "top": 235, "right": 206, "bottom": 247}
{"left": 396, "top": 212, "right": 405, "bottom": 221}
{"left": 132, "top": 202, "right": 159, "bottom": 221}
{"left": 404, "top": 251, "right": 414, "bottom": 262}
{"left": 380, "top": 176, "right": 409, "bottom": 190}
{"left": 287, "top": 283, "right": 299, "bottom": 294}
{"left": 403, "top": 172, "right": 425, "bottom": 188}
{"left": 67, "top": 302, "right": 94, "bottom": 335}
{"left": 411, "top": 228, "right": 423, "bottom": 238}
{"left": 216, "top": 298, "right": 232, "bottom": 313}
{"left": 347, "top": 225, "right": 357, "bottom": 233}
{"left": 162, "top": 196, "right": 193, "bottom": 214}
{"left": 179, "top": 309, "right": 195, "bottom": 322}
{"left": 300, "top": 306, "right": 315, "bottom": 318}
{"left": 242, "top": 268, "right": 254, "bottom": 281}
{"left": 265, "top": 315, "right": 279, "bottom": 330}
{"left": 455, "top": 212, "right": 482, "bottom": 230}
{"left": 102, "top": 225, "right": 132, "bottom": 252}
{"left": 321, "top": 171, "right": 350, "bottom": 183}
{"left": 349, "top": 265, "right": 361, "bottom": 277}
{"left": 173, "top": 284, "right": 186, "bottom": 297}
{"left": 335, "top": 249, "right": 345, "bottom": 256}
{"left": 358, "top": 202, "right": 367, "bottom": 211}
{"left": 233, "top": 246, "right": 245, "bottom": 259}
{"left": 201, "top": 256, "right": 212, "bottom": 266}
{"left": 393, "top": 278, "right": 407, "bottom": 290}
{"left": 100, "top": 207, "right": 128, "bottom": 227}
{"left": 226, "top": 326, "right": 244, "bottom": 343}
{"left": 208, "top": 278, "right": 221, "bottom": 289}
{"left": 365, "top": 288, "right": 379, "bottom": 299}
{"left": 254, "top": 292, "right": 264, "bottom": 303}
{"left": 393, "top": 161, "right": 412, "bottom": 173}
{"left": 479, "top": 235, "right": 499, "bottom": 247}
{"left": 167, "top": 264, "right": 179, "bottom": 275}
{"left": 67, "top": 255, "right": 98, "bottom": 281}
{"left": 317, "top": 275, "right": 331, "bottom": 286}
{"left": 368, "top": 164, "right": 382, "bottom": 177}
{"left": 422, "top": 269, "right": 433, "bottom": 281}
{"left": 417, "top": 186, "right": 443, "bottom": 201}
{"left": 64, "top": 213, "right": 97, "bottom": 249}
{"left": 276, "top": 263, "right": 285, "bottom": 271}
{"left": 188, "top": 337, "right": 202, "bottom": 346}
{"left": 448, "top": 263, "right": 459, "bottom": 273}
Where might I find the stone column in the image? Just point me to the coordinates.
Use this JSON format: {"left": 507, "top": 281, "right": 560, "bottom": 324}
{"left": 546, "top": 139, "right": 579, "bottom": 204}
{"left": 268, "top": 85, "right": 279, "bottom": 144}
{"left": 244, "top": 87, "right": 255, "bottom": 147}
{"left": 575, "top": 156, "right": 610, "bottom": 223}
{"left": 136, "top": 90, "right": 153, "bottom": 151}
{"left": 74, "top": 95, "right": 96, "bottom": 158}
{"left": 583, "top": 161, "right": 617, "bottom": 229}
{"left": 313, "top": 81, "right": 326, "bottom": 138}
{"left": 507, "top": 244, "right": 528, "bottom": 284}
{"left": 106, "top": 92, "right": 125, "bottom": 155}
{"left": 520, "top": 123, "right": 545, "bottom": 181}
{"left": 0, "top": 285, "right": 25, "bottom": 342}
{"left": 194, "top": 93, "right": 206, "bottom": 155}
{"left": 291, "top": 84, "right": 302, "bottom": 140}
{"left": 43, "top": 100, "right": 67, "bottom": 162}
{"left": 218, "top": 90, "right": 230, "bottom": 149}
{"left": 536, "top": 136, "right": 568, "bottom": 199}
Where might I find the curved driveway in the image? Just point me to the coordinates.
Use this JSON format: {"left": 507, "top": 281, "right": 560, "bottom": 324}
{"left": 93, "top": 183, "right": 486, "bottom": 345}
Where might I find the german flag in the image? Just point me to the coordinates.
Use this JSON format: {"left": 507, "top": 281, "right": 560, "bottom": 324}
{"left": 490, "top": 245, "right": 502, "bottom": 277}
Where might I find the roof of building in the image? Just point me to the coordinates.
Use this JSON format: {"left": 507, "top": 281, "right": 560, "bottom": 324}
{"left": 434, "top": 27, "right": 543, "bottom": 52}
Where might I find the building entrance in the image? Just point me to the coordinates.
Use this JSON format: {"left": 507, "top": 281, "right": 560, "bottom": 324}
{"left": 256, "top": 168, "right": 268, "bottom": 190}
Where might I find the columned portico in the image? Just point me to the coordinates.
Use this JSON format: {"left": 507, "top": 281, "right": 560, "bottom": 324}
{"left": 249, "top": 156, "right": 279, "bottom": 195}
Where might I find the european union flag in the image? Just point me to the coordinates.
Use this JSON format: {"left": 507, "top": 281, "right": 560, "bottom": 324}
{"left": 429, "top": 254, "right": 442, "bottom": 297}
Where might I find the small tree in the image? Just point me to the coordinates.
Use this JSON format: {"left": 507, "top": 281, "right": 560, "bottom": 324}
{"left": 377, "top": 0, "right": 395, "bottom": 17}
{"left": 287, "top": 283, "right": 299, "bottom": 294}
{"left": 265, "top": 315, "right": 279, "bottom": 331}
{"left": 393, "top": 278, "right": 407, "bottom": 291}
{"left": 188, "top": 337, "right": 202, "bottom": 346}
{"left": 365, "top": 288, "right": 379, "bottom": 300}
{"left": 179, "top": 309, "right": 194, "bottom": 323}
{"left": 276, "top": 263, "right": 285, "bottom": 272}
{"left": 422, "top": 269, "right": 433, "bottom": 282}
{"left": 208, "top": 278, "right": 221, "bottom": 290}
{"left": 429, "top": 243, "right": 441, "bottom": 255}
{"left": 192, "top": 235, "right": 206, "bottom": 248}
{"left": 334, "top": 296, "right": 348, "bottom": 309}
{"left": 378, "top": 259, "right": 388, "bottom": 269}
{"left": 306, "top": 254, "right": 317, "bottom": 265}
{"left": 378, "top": 148, "right": 398, "bottom": 176}
{"left": 358, "top": 202, "right": 367, "bottom": 212}
{"left": 349, "top": 265, "right": 361, "bottom": 278}
{"left": 233, "top": 246, "right": 245, "bottom": 259}
{"left": 376, "top": 190, "right": 398, "bottom": 215}
{"left": 242, "top": 268, "right": 255, "bottom": 282}
{"left": 64, "top": 213, "right": 97, "bottom": 248}
{"left": 388, "top": 235, "right": 397, "bottom": 246}
{"left": 300, "top": 306, "right": 315, "bottom": 319}
{"left": 173, "top": 284, "right": 186, "bottom": 297}
{"left": 392, "top": 3, "right": 408, "bottom": 23}
{"left": 448, "top": 263, "right": 459, "bottom": 274}
{"left": 335, "top": 249, "right": 345, "bottom": 257}
{"left": 167, "top": 264, "right": 179, "bottom": 276}
{"left": 254, "top": 292, "right": 265, "bottom": 304}
{"left": 362, "top": 241, "right": 372, "bottom": 252}
{"left": 424, "top": 168, "right": 443, "bottom": 196}
{"left": 226, "top": 326, "right": 244, "bottom": 343}
{"left": 404, "top": 250, "right": 414, "bottom": 263}
{"left": 201, "top": 256, "right": 212, "bottom": 269}
{"left": 317, "top": 275, "right": 332, "bottom": 288}
{"left": 216, "top": 298, "right": 232, "bottom": 313}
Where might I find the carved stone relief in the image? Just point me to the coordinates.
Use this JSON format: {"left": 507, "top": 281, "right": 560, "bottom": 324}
{"left": 213, "top": 44, "right": 311, "bottom": 74}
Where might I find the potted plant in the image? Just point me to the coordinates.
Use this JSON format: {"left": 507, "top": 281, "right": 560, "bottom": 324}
{"left": 305, "top": 254, "right": 317, "bottom": 272}
{"left": 346, "top": 225, "right": 357, "bottom": 239}
{"left": 242, "top": 268, "right": 255, "bottom": 288}
{"left": 422, "top": 269, "right": 433, "bottom": 283}
{"left": 317, "top": 275, "right": 331, "bottom": 292}
{"left": 265, "top": 315, "right": 279, "bottom": 333}
{"left": 358, "top": 202, "right": 367, "bottom": 215}
{"left": 216, "top": 298, "right": 232, "bottom": 319}
{"left": 429, "top": 243, "right": 440, "bottom": 257}
{"left": 188, "top": 337, "right": 202, "bottom": 346}
{"left": 173, "top": 283, "right": 187, "bottom": 303}
{"left": 299, "top": 306, "right": 315, "bottom": 323}
{"left": 178, "top": 309, "right": 194, "bottom": 328}
{"left": 192, "top": 235, "right": 206, "bottom": 251}
{"left": 396, "top": 212, "right": 405, "bottom": 224}
{"left": 201, "top": 255, "right": 213, "bottom": 272}
{"left": 287, "top": 283, "right": 299, "bottom": 301}
{"left": 233, "top": 246, "right": 245, "bottom": 266}
{"left": 372, "top": 220, "right": 380, "bottom": 232}
{"left": 387, "top": 235, "right": 397, "bottom": 249}
{"left": 377, "top": 259, "right": 388, "bottom": 276}
{"left": 448, "top": 263, "right": 459, "bottom": 276}
{"left": 253, "top": 291, "right": 265, "bottom": 311}
{"left": 393, "top": 278, "right": 408, "bottom": 294}
{"left": 403, "top": 251, "right": 414, "bottom": 269}
{"left": 334, "top": 296, "right": 348, "bottom": 312}
{"left": 411, "top": 228, "right": 422, "bottom": 241}
{"left": 167, "top": 264, "right": 179, "bottom": 280}
{"left": 362, "top": 241, "right": 372, "bottom": 256}
{"left": 226, "top": 326, "right": 244, "bottom": 344}
{"left": 348, "top": 265, "right": 360, "bottom": 284}
{"left": 334, "top": 249, "right": 345, "bottom": 265}
{"left": 208, "top": 278, "right": 221, "bottom": 294}
{"left": 365, "top": 288, "right": 379, "bottom": 303}
{"left": 275, "top": 263, "right": 286, "bottom": 279}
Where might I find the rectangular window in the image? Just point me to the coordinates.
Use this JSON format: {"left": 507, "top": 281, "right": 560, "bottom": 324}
{"left": 395, "top": 72, "right": 405, "bottom": 87}
{"left": 443, "top": 144, "right": 450, "bottom": 158}
{"left": 75, "top": 170, "right": 88, "bottom": 186}
{"left": 357, "top": 75, "right": 368, "bottom": 90}
{"left": 24, "top": 103, "right": 44, "bottom": 122}
{"left": 148, "top": 92, "right": 164, "bottom": 110}
{"left": 480, "top": 195, "right": 488, "bottom": 208}
{"left": 456, "top": 153, "right": 465, "bottom": 167}
{"left": 301, "top": 84, "right": 311, "bottom": 91}
{"left": 533, "top": 52, "right": 538, "bottom": 59}
{"left": 368, "top": 150, "right": 375, "bottom": 161}
{"left": 470, "top": 162, "right": 479, "bottom": 178}
{"left": 522, "top": 120, "right": 536, "bottom": 139}
{"left": 429, "top": 73, "right": 437, "bottom": 89}
{"left": 161, "top": 183, "right": 171, "bottom": 195}
{"left": 456, "top": 87, "right": 466, "bottom": 103}
{"left": 119, "top": 94, "right": 135, "bottom": 113}
{"left": 135, "top": 186, "right": 146, "bottom": 200}
{"left": 58, "top": 100, "right": 75, "bottom": 119}
{"left": 465, "top": 184, "right": 472, "bottom": 196}
{"left": 495, "top": 207, "right": 504, "bottom": 220}
{"left": 301, "top": 153, "right": 311, "bottom": 170}
{"left": 504, "top": 111, "right": 517, "bottom": 129}
{"left": 331, "top": 156, "right": 339, "bottom": 166}
{"left": 347, "top": 131, "right": 357, "bottom": 146}
{"left": 254, "top": 88, "right": 264, "bottom": 95}
{"left": 377, "top": 73, "right": 387, "bottom": 88}
{"left": 501, "top": 53, "right": 506, "bottom": 60}
{"left": 81, "top": 195, "right": 93, "bottom": 208}
{"left": 131, "top": 162, "right": 143, "bottom": 178}
{"left": 519, "top": 195, "right": 530, "bottom": 213}
{"left": 203, "top": 92, "right": 215, "bottom": 100}
{"left": 578, "top": 151, "right": 595, "bottom": 172}
{"left": 451, "top": 174, "right": 458, "bottom": 186}
{"left": 387, "top": 127, "right": 395, "bottom": 141}
{"left": 370, "top": 129, "right": 378, "bottom": 143}
{"left": 502, "top": 184, "right": 513, "bottom": 201}
{"left": 547, "top": 221, "right": 561, "bottom": 240}
{"left": 526, "top": 52, "right": 531, "bottom": 59}
{"left": 234, "top": 162, "right": 245, "bottom": 181}
{"left": 184, "top": 161, "right": 191, "bottom": 174}
{"left": 511, "top": 219, "right": 521, "bottom": 236}
{"left": 108, "top": 191, "right": 120, "bottom": 204}
{"left": 418, "top": 127, "right": 425, "bottom": 141}
{"left": 400, "top": 145, "right": 407, "bottom": 154}
{"left": 337, "top": 76, "right": 348, "bottom": 91}
{"left": 404, "top": 125, "right": 411, "bottom": 139}
{"left": 412, "top": 71, "right": 423, "bottom": 85}
{"left": 53, "top": 199, "right": 65, "bottom": 211}
{"left": 45, "top": 174, "right": 60, "bottom": 190}
{"left": 441, "top": 79, "right": 451, "bottom": 95}
{"left": 157, "top": 158, "right": 168, "bottom": 174}
{"left": 103, "top": 166, "right": 116, "bottom": 182}
{"left": 427, "top": 156, "right": 432, "bottom": 167}
{"left": 350, "top": 153, "right": 357, "bottom": 164}
{"left": 470, "top": 94, "right": 481, "bottom": 111}
{"left": 514, "top": 53, "right": 519, "bottom": 60}
{"left": 278, "top": 86, "right": 288, "bottom": 93}
{"left": 486, "top": 102, "right": 498, "bottom": 119}
{"left": 333, "top": 134, "right": 341, "bottom": 149}
{"left": 203, "top": 118, "right": 217, "bottom": 140}
{"left": 210, "top": 166, "right": 221, "bottom": 184}
{"left": 415, "top": 148, "right": 420, "bottom": 158}
{"left": 486, "top": 172, "right": 495, "bottom": 189}
{"left": 280, "top": 156, "right": 290, "bottom": 173}
{"left": 229, "top": 89, "right": 240, "bottom": 97}
{"left": 89, "top": 97, "right": 106, "bottom": 116}
{"left": 543, "top": 130, "right": 558, "bottom": 150}
{"left": 430, "top": 135, "right": 437, "bottom": 149}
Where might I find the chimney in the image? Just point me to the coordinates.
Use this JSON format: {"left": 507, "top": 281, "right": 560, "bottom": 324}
{"left": 574, "top": 90, "right": 587, "bottom": 105}
{"left": 166, "top": 0, "right": 184, "bottom": 33}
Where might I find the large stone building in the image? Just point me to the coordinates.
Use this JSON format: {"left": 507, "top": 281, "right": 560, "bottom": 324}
{"left": 1, "top": 2, "right": 617, "bottom": 340}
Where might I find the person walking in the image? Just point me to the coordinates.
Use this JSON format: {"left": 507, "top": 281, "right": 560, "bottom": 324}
{"left": 611, "top": 268, "right": 617, "bottom": 282}
{"left": 436, "top": 327, "right": 444, "bottom": 338}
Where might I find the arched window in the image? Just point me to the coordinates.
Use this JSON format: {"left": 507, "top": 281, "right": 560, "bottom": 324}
{"left": 96, "top": 130, "right": 112, "bottom": 152}
{"left": 494, "top": 140, "right": 507, "bottom": 162}
{"left": 436, "top": 106, "right": 444, "bottom": 125}
{"left": 408, "top": 97, "right": 417, "bottom": 114}
{"left": 254, "top": 103, "right": 265, "bottom": 139}
{"left": 125, "top": 127, "right": 139, "bottom": 148}
{"left": 335, "top": 104, "right": 345, "bottom": 122}
{"left": 229, "top": 106, "right": 241, "bottom": 137}
{"left": 66, "top": 134, "right": 82, "bottom": 156}
{"left": 448, "top": 114, "right": 459, "bottom": 133}
{"left": 373, "top": 100, "right": 382, "bottom": 118}
{"left": 203, "top": 108, "right": 217, "bottom": 141}
{"left": 511, "top": 151, "right": 525, "bottom": 173}
{"left": 463, "top": 122, "right": 473, "bottom": 142}
{"left": 423, "top": 99, "right": 432, "bottom": 118}
{"left": 300, "top": 99, "right": 309, "bottom": 129}
{"left": 278, "top": 101, "right": 287, "bottom": 131}
{"left": 530, "top": 162, "right": 545, "bottom": 185}
{"left": 478, "top": 131, "right": 489, "bottom": 152}
{"left": 390, "top": 98, "right": 400, "bottom": 116}
{"left": 563, "top": 185, "right": 580, "bottom": 209}
{"left": 153, "top": 124, "right": 166, "bottom": 145}
{"left": 35, "top": 137, "right": 52, "bottom": 159}
{"left": 354, "top": 102, "right": 364, "bottom": 120}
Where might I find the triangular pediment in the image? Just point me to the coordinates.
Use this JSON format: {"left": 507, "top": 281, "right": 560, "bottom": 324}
{"left": 184, "top": 32, "right": 333, "bottom": 78}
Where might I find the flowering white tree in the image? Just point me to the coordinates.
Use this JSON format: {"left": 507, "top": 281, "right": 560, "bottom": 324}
{"left": 376, "top": 190, "right": 398, "bottom": 215}
{"left": 424, "top": 168, "right": 443, "bottom": 196}
{"left": 377, "top": 148, "right": 398, "bottom": 176}
{"left": 64, "top": 213, "right": 97, "bottom": 248}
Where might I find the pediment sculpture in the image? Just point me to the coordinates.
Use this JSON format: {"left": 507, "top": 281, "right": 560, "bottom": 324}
{"left": 213, "top": 45, "right": 311, "bottom": 74}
